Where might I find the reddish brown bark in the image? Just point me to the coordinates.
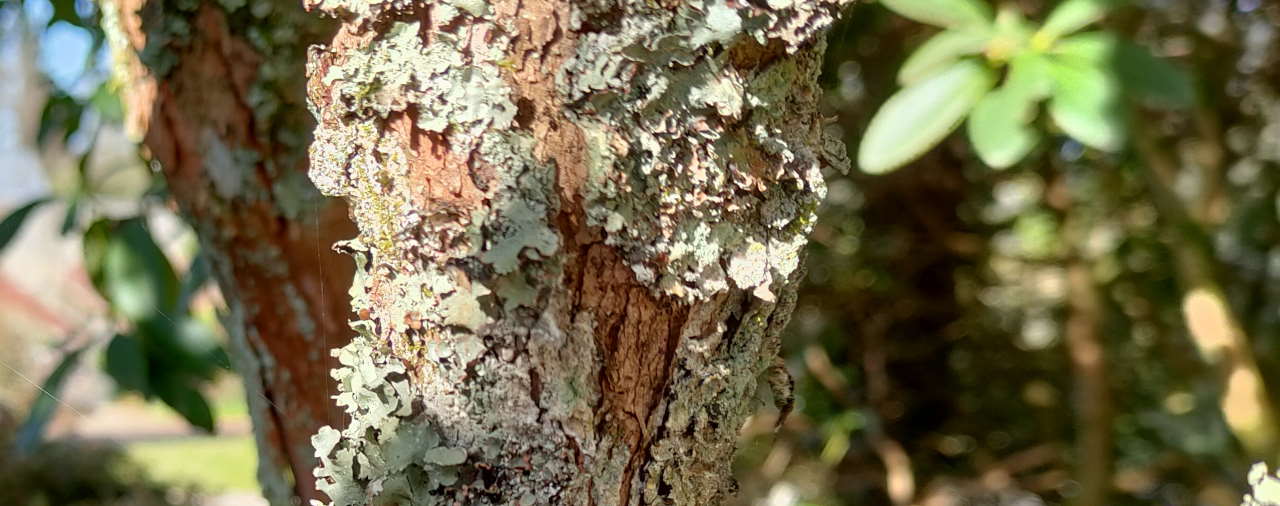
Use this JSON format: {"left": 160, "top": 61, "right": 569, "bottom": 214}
{"left": 106, "top": 2, "right": 350, "bottom": 502}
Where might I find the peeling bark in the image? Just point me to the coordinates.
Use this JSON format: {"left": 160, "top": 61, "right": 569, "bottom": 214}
{"left": 101, "top": 1, "right": 351, "bottom": 503}
{"left": 305, "top": 0, "right": 850, "bottom": 504}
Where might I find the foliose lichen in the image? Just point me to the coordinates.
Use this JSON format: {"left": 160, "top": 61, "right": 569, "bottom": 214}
{"left": 559, "top": 0, "right": 850, "bottom": 303}
{"left": 305, "top": 0, "right": 851, "bottom": 504}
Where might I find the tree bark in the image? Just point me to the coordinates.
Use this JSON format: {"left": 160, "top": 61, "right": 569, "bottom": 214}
{"left": 1065, "top": 261, "right": 1111, "bottom": 506}
{"left": 304, "top": 0, "right": 849, "bottom": 504}
{"left": 1133, "top": 124, "right": 1280, "bottom": 464}
{"left": 101, "top": 1, "right": 352, "bottom": 503}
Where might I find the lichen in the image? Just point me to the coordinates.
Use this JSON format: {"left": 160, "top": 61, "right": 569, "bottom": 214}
{"left": 559, "top": 0, "right": 850, "bottom": 303}
{"left": 306, "top": 0, "right": 852, "bottom": 504}
{"left": 312, "top": 334, "right": 469, "bottom": 506}
{"left": 307, "top": 1, "right": 581, "bottom": 503}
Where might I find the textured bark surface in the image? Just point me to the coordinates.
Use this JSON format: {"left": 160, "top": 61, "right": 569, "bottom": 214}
{"left": 305, "top": 0, "right": 850, "bottom": 504}
{"left": 101, "top": 1, "right": 351, "bottom": 503}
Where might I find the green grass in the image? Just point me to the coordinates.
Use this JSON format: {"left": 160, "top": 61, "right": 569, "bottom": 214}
{"left": 125, "top": 435, "right": 260, "bottom": 493}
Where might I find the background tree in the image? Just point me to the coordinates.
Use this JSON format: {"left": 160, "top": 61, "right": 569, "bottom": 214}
{"left": 96, "top": 0, "right": 356, "bottom": 502}
{"left": 0, "top": 0, "right": 355, "bottom": 502}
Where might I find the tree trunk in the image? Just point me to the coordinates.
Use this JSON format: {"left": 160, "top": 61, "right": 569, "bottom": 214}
{"left": 1133, "top": 125, "right": 1280, "bottom": 463}
{"left": 101, "top": 1, "right": 353, "bottom": 503}
{"left": 1065, "top": 261, "right": 1111, "bottom": 506}
{"left": 305, "top": 0, "right": 849, "bottom": 504}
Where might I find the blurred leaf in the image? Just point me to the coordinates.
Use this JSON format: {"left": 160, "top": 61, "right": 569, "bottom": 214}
{"left": 36, "top": 94, "right": 83, "bottom": 148}
{"left": 104, "top": 334, "right": 149, "bottom": 394}
{"left": 48, "top": 0, "right": 85, "bottom": 27}
{"left": 985, "top": 6, "right": 1034, "bottom": 62}
{"left": 858, "top": 59, "right": 995, "bottom": 174}
{"left": 172, "top": 318, "right": 226, "bottom": 377}
{"left": 1005, "top": 51, "right": 1055, "bottom": 101}
{"left": 59, "top": 197, "right": 80, "bottom": 235}
{"left": 1113, "top": 39, "right": 1196, "bottom": 109}
{"left": 1047, "top": 58, "right": 1124, "bottom": 151}
{"left": 967, "top": 88, "right": 1040, "bottom": 168}
{"left": 1040, "top": 0, "right": 1121, "bottom": 40}
{"left": 177, "top": 250, "right": 211, "bottom": 312}
{"left": 898, "top": 28, "right": 992, "bottom": 85}
{"left": 82, "top": 219, "right": 112, "bottom": 294}
{"left": 138, "top": 316, "right": 223, "bottom": 381}
{"left": 13, "top": 345, "right": 86, "bottom": 456}
{"left": 1054, "top": 32, "right": 1194, "bottom": 109}
{"left": 99, "top": 219, "right": 180, "bottom": 321}
{"left": 153, "top": 379, "right": 215, "bottom": 433}
{"left": 1051, "top": 30, "right": 1117, "bottom": 63}
{"left": 879, "top": 0, "right": 992, "bottom": 29}
{"left": 993, "top": 4, "right": 1034, "bottom": 39}
{"left": 90, "top": 84, "right": 124, "bottom": 124}
{"left": 1012, "top": 210, "right": 1061, "bottom": 258}
{"left": 75, "top": 130, "right": 97, "bottom": 183}
{"left": 0, "top": 198, "right": 52, "bottom": 253}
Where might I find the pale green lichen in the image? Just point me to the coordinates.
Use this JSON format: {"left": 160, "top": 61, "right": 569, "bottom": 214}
{"left": 312, "top": 335, "right": 470, "bottom": 506}
{"left": 307, "top": 0, "right": 851, "bottom": 504}
{"left": 555, "top": 2, "right": 850, "bottom": 502}
{"left": 307, "top": 1, "right": 579, "bottom": 503}
{"left": 559, "top": 0, "right": 850, "bottom": 304}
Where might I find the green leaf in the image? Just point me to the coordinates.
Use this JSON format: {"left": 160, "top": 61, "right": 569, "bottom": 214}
{"left": 1041, "top": 0, "right": 1120, "bottom": 40}
{"left": 99, "top": 219, "right": 180, "bottom": 321}
{"left": 858, "top": 59, "right": 995, "bottom": 174}
{"left": 137, "top": 316, "right": 225, "bottom": 381}
{"left": 984, "top": 6, "right": 1034, "bottom": 63}
{"left": 49, "top": 0, "right": 85, "bottom": 27}
{"left": 1113, "top": 39, "right": 1196, "bottom": 109}
{"left": 0, "top": 198, "right": 51, "bottom": 253}
{"left": 177, "top": 250, "right": 212, "bottom": 312}
{"left": 171, "top": 318, "right": 226, "bottom": 378}
{"left": 59, "top": 197, "right": 81, "bottom": 235}
{"left": 13, "top": 345, "right": 86, "bottom": 456}
{"left": 898, "top": 28, "right": 992, "bottom": 85}
{"left": 36, "top": 94, "right": 83, "bottom": 148}
{"left": 154, "top": 379, "right": 215, "bottom": 433}
{"left": 91, "top": 84, "right": 125, "bottom": 123}
{"left": 1005, "top": 51, "right": 1055, "bottom": 100}
{"left": 82, "top": 219, "right": 112, "bottom": 294}
{"left": 1053, "top": 32, "right": 1195, "bottom": 109}
{"left": 1047, "top": 58, "right": 1125, "bottom": 151}
{"left": 105, "top": 334, "right": 149, "bottom": 393}
{"left": 880, "top": 0, "right": 992, "bottom": 28}
{"left": 1051, "top": 31, "right": 1117, "bottom": 64}
{"left": 967, "top": 89, "right": 1040, "bottom": 168}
